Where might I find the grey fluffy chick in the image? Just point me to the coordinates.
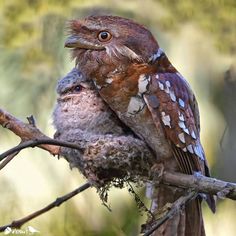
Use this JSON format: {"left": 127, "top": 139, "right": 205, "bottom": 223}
{"left": 53, "top": 68, "right": 125, "bottom": 136}
{"left": 53, "top": 68, "right": 154, "bottom": 184}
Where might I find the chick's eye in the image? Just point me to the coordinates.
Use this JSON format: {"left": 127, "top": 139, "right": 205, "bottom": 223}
{"left": 74, "top": 85, "right": 82, "bottom": 92}
{"left": 98, "top": 31, "right": 112, "bottom": 42}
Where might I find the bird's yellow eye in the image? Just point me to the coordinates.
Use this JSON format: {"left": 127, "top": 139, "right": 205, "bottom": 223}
{"left": 98, "top": 31, "right": 112, "bottom": 42}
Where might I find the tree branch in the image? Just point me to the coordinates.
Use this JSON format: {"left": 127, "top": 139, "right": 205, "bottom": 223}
{"left": 1, "top": 107, "right": 236, "bottom": 234}
{"left": 143, "top": 190, "right": 198, "bottom": 236}
{"left": 1, "top": 108, "right": 236, "bottom": 201}
{"left": 0, "top": 151, "right": 19, "bottom": 170}
{"left": 0, "top": 138, "right": 84, "bottom": 162}
{"left": 0, "top": 108, "right": 59, "bottom": 156}
{"left": 161, "top": 171, "right": 236, "bottom": 200}
{"left": 0, "top": 182, "right": 91, "bottom": 232}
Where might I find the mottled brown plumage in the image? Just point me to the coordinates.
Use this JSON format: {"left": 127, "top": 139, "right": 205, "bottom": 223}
{"left": 65, "top": 15, "right": 216, "bottom": 235}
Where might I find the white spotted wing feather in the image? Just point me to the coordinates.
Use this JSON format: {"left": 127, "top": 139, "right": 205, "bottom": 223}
{"left": 145, "top": 72, "right": 207, "bottom": 175}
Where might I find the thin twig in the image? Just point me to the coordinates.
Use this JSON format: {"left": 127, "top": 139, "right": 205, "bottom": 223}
{"left": 26, "top": 115, "right": 36, "bottom": 127}
{"left": 0, "top": 151, "right": 19, "bottom": 170}
{"left": 143, "top": 191, "right": 197, "bottom": 236}
{"left": 220, "top": 125, "right": 228, "bottom": 150}
{"left": 0, "top": 182, "right": 91, "bottom": 232}
{"left": 0, "top": 140, "right": 24, "bottom": 170}
{"left": 0, "top": 138, "right": 84, "bottom": 162}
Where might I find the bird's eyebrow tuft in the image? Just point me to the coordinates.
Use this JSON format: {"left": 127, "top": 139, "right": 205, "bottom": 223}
{"left": 80, "top": 25, "right": 90, "bottom": 31}
{"left": 68, "top": 19, "right": 104, "bottom": 33}
{"left": 59, "top": 84, "right": 80, "bottom": 95}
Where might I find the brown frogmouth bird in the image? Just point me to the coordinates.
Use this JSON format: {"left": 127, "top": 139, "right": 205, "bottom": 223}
{"left": 53, "top": 67, "right": 153, "bottom": 184}
{"left": 65, "top": 15, "right": 216, "bottom": 236}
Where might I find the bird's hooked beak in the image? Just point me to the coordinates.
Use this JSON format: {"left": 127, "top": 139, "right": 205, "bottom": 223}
{"left": 65, "top": 35, "right": 105, "bottom": 50}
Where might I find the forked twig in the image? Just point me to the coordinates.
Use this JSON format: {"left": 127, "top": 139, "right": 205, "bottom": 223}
{"left": 0, "top": 151, "right": 19, "bottom": 170}
{"left": 0, "top": 108, "right": 60, "bottom": 157}
{"left": 0, "top": 138, "right": 84, "bottom": 162}
{"left": 143, "top": 191, "right": 197, "bottom": 236}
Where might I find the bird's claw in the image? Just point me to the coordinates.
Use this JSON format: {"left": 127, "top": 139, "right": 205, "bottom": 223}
{"left": 150, "top": 163, "right": 165, "bottom": 183}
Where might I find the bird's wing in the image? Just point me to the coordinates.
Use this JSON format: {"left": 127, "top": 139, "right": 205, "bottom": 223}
{"left": 144, "top": 72, "right": 206, "bottom": 175}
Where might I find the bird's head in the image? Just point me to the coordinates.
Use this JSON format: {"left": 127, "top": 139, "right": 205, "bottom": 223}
{"left": 56, "top": 68, "right": 92, "bottom": 101}
{"left": 65, "top": 15, "right": 159, "bottom": 76}
{"left": 54, "top": 67, "right": 114, "bottom": 133}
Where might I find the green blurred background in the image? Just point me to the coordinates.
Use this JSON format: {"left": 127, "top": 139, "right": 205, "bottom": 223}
{"left": 0, "top": 0, "right": 236, "bottom": 235}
